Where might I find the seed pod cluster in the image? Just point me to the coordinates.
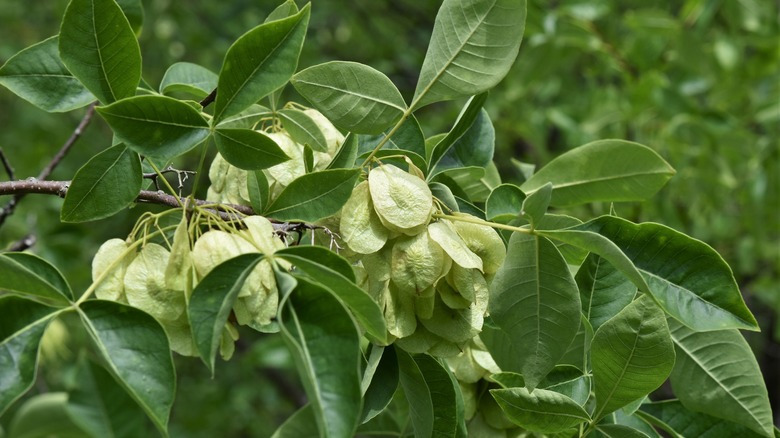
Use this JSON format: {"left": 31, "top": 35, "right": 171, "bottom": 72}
{"left": 91, "top": 215, "right": 285, "bottom": 358}
{"left": 206, "top": 108, "right": 345, "bottom": 205}
{"left": 342, "top": 164, "right": 505, "bottom": 357}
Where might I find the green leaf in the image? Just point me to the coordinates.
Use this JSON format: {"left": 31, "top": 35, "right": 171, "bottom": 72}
{"left": 397, "top": 350, "right": 463, "bottom": 438}
{"left": 97, "top": 95, "right": 210, "bottom": 162}
{"left": 521, "top": 182, "right": 552, "bottom": 228}
{"left": 189, "top": 254, "right": 263, "bottom": 373}
{"left": 360, "top": 346, "right": 399, "bottom": 424}
{"left": 430, "top": 182, "right": 459, "bottom": 212}
{"left": 427, "top": 93, "right": 488, "bottom": 173}
{"left": 78, "top": 300, "right": 175, "bottom": 435}
{"left": 270, "top": 404, "right": 320, "bottom": 438}
{"left": 430, "top": 109, "right": 495, "bottom": 178}
{"left": 214, "top": 128, "right": 290, "bottom": 170}
{"left": 279, "top": 277, "right": 362, "bottom": 438}
{"left": 594, "top": 424, "right": 651, "bottom": 438}
{"left": 247, "top": 170, "right": 270, "bottom": 213}
{"left": 0, "top": 297, "right": 58, "bottom": 416}
{"left": 160, "top": 62, "right": 218, "bottom": 99}
{"left": 61, "top": 144, "right": 142, "bottom": 222}
{"left": 639, "top": 400, "right": 769, "bottom": 438}
{"left": 539, "top": 365, "right": 591, "bottom": 406}
{"left": 358, "top": 115, "right": 426, "bottom": 158}
{"left": 276, "top": 246, "right": 387, "bottom": 343}
{"left": 59, "top": 0, "right": 141, "bottom": 104}
{"left": 278, "top": 108, "right": 329, "bottom": 152}
{"left": 116, "top": 0, "right": 144, "bottom": 34}
{"left": 668, "top": 320, "right": 774, "bottom": 437}
{"left": 0, "top": 253, "right": 72, "bottom": 305}
{"left": 520, "top": 140, "right": 676, "bottom": 207}
{"left": 488, "top": 232, "right": 581, "bottom": 390}
{"left": 485, "top": 183, "right": 525, "bottom": 222}
{"left": 411, "top": 0, "right": 526, "bottom": 110}
{"left": 7, "top": 393, "right": 88, "bottom": 438}
{"left": 490, "top": 388, "right": 590, "bottom": 433}
{"left": 592, "top": 295, "right": 675, "bottom": 420}
{"left": 264, "top": 168, "right": 359, "bottom": 221}
{"left": 214, "top": 5, "right": 310, "bottom": 122}
{"left": 576, "top": 253, "right": 638, "bottom": 332}
{"left": 578, "top": 216, "right": 758, "bottom": 331}
{"left": 265, "top": 0, "right": 299, "bottom": 23}
{"left": 326, "top": 133, "right": 359, "bottom": 170}
{"left": 65, "top": 360, "right": 147, "bottom": 438}
{"left": 535, "top": 214, "right": 588, "bottom": 266}
{"left": 0, "top": 36, "right": 93, "bottom": 112}
{"left": 292, "top": 61, "right": 407, "bottom": 135}
{"left": 557, "top": 315, "right": 594, "bottom": 371}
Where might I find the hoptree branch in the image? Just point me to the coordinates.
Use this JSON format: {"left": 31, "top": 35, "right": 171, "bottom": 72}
{"left": 0, "top": 147, "right": 14, "bottom": 179}
{"left": 0, "top": 103, "right": 97, "bottom": 227}
{"left": 0, "top": 179, "right": 320, "bottom": 235}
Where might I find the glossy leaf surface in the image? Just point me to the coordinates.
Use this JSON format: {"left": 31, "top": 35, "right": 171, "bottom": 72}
{"left": 59, "top": 0, "right": 141, "bottom": 104}
{"left": 0, "top": 36, "right": 93, "bottom": 112}
{"left": 0, "top": 253, "right": 72, "bottom": 305}
{"left": 520, "top": 140, "right": 675, "bottom": 207}
{"left": 278, "top": 108, "right": 329, "bottom": 152}
{"left": 214, "top": 128, "right": 290, "bottom": 170}
{"left": 264, "top": 169, "right": 359, "bottom": 221}
{"left": 0, "top": 297, "right": 58, "bottom": 416}
{"left": 189, "top": 254, "right": 263, "bottom": 373}
{"left": 640, "top": 400, "right": 769, "bottom": 438}
{"left": 97, "top": 95, "right": 210, "bottom": 161}
{"left": 668, "top": 320, "right": 774, "bottom": 437}
{"left": 292, "top": 61, "right": 407, "bottom": 135}
{"left": 214, "top": 5, "right": 310, "bottom": 122}
{"left": 592, "top": 295, "right": 674, "bottom": 420}
{"left": 488, "top": 232, "right": 581, "bottom": 390}
{"left": 412, "top": 0, "right": 526, "bottom": 109}
{"left": 61, "top": 144, "right": 142, "bottom": 222}
{"left": 279, "top": 277, "right": 362, "bottom": 438}
{"left": 576, "top": 253, "right": 637, "bottom": 332}
{"left": 160, "top": 62, "right": 218, "bottom": 99}
{"left": 491, "top": 387, "right": 590, "bottom": 433}
{"left": 79, "top": 300, "right": 175, "bottom": 435}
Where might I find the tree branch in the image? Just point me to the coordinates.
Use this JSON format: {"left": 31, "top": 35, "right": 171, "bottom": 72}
{"left": 0, "top": 147, "right": 14, "bottom": 180}
{"left": 0, "top": 103, "right": 97, "bottom": 227}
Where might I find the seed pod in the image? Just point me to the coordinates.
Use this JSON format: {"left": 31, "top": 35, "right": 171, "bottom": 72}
{"left": 437, "top": 280, "right": 472, "bottom": 310}
{"left": 161, "top": 313, "right": 196, "bottom": 357}
{"left": 419, "top": 283, "right": 487, "bottom": 343}
{"left": 207, "top": 153, "right": 250, "bottom": 206}
{"left": 451, "top": 213, "right": 506, "bottom": 275}
{"left": 447, "top": 348, "right": 486, "bottom": 383}
{"left": 264, "top": 131, "right": 305, "bottom": 196}
{"left": 415, "top": 290, "right": 435, "bottom": 320}
{"left": 92, "top": 238, "right": 135, "bottom": 302}
{"left": 384, "top": 282, "right": 416, "bottom": 338}
{"left": 453, "top": 220, "right": 505, "bottom": 276}
{"left": 232, "top": 259, "right": 278, "bottom": 330}
{"left": 428, "top": 220, "right": 482, "bottom": 271}
{"left": 390, "top": 231, "right": 448, "bottom": 295}
{"left": 369, "top": 164, "right": 433, "bottom": 234}
{"left": 361, "top": 242, "right": 393, "bottom": 284}
{"left": 304, "top": 108, "right": 345, "bottom": 169}
{"left": 340, "top": 181, "right": 389, "bottom": 254}
{"left": 124, "top": 243, "right": 186, "bottom": 322}
{"left": 192, "top": 230, "right": 259, "bottom": 297}
{"left": 240, "top": 215, "right": 285, "bottom": 255}
{"left": 459, "top": 381, "right": 478, "bottom": 420}
{"left": 220, "top": 322, "right": 239, "bottom": 361}
{"left": 165, "top": 215, "right": 192, "bottom": 293}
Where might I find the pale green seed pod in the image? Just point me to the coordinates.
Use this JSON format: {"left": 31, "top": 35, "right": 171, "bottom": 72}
{"left": 428, "top": 220, "right": 482, "bottom": 271}
{"left": 264, "top": 131, "right": 305, "bottom": 197}
{"left": 390, "top": 231, "right": 448, "bottom": 295}
{"left": 165, "top": 215, "right": 193, "bottom": 294}
{"left": 92, "top": 238, "right": 136, "bottom": 303}
{"left": 161, "top": 313, "right": 196, "bottom": 357}
{"left": 369, "top": 164, "right": 433, "bottom": 234}
{"left": 437, "top": 280, "right": 472, "bottom": 310}
{"left": 340, "top": 181, "right": 389, "bottom": 254}
{"left": 384, "top": 282, "right": 416, "bottom": 338}
{"left": 451, "top": 213, "right": 506, "bottom": 275}
{"left": 232, "top": 259, "right": 278, "bottom": 331}
{"left": 459, "top": 381, "right": 478, "bottom": 420}
{"left": 206, "top": 152, "right": 250, "bottom": 206}
{"left": 419, "top": 277, "right": 487, "bottom": 343}
{"left": 447, "top": 349, "right": 486, "bottom": 383}
{"left": 304, "top": 108, "right": 345, "bottom": 169}
{"left": 220, "top": 322, "right": 239, "bottom": 361}
{"left": 124, "top": 243, "right": 186, "bottom": 322}
{"left": 240, "top": 215, "right": 285, "bottom": 255}
{"left": 191, "top": 230, "right": 258, "bottom": 284}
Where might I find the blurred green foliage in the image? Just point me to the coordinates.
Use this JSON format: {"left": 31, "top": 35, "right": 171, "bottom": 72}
{"left": 1, "top": 0, "right": 777, "bottom": 434}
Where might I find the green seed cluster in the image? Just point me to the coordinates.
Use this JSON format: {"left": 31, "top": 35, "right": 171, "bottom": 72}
{"left": 91, "top": 216, "right": 285, "bottom": 358}
{"left": 342, "top": 164, "right": 506, "bottom": 356}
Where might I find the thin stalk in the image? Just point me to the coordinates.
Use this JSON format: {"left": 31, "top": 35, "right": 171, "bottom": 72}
{"left": 359, "top": 111, "right": 411, "bottom": 167}
{"left": 432, "top": 212, "right": 532, "bottom": 235}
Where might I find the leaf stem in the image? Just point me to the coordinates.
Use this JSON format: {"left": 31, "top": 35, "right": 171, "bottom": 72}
{"left": 359, "top": 111, "right": 410, "bottom": 168}
{"left": 432, "top": 212, "right": 531, "bottom": 235}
